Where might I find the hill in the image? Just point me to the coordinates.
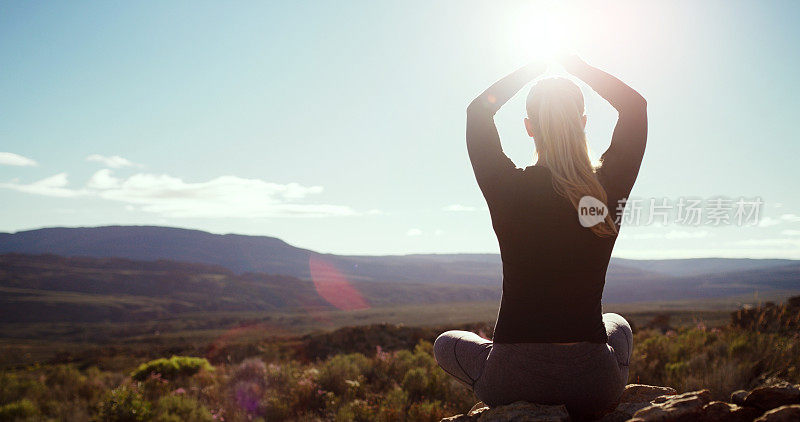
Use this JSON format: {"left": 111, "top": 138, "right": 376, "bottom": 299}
{"left": 1, "top": 226, "right": 797, "bottom": 288}
{"left": 0, "top": 253, "right": 498, "bottom": 324}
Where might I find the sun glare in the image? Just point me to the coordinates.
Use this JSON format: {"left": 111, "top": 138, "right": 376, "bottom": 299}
{"left": 513, "top": 2, "right": 578, "bottom": 64}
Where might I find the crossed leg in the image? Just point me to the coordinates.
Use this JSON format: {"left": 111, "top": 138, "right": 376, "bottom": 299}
{"left": 433, "top": 330, "right": 492, "bottom": 389}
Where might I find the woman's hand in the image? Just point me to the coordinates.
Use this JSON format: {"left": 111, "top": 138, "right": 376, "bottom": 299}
{"left": 524, "top": 60, "right": 549, "bottom": 77}
{"left": 468, "top": 61, "right": 548, "bottom": 115}
{"left": 556, "top": 54, "right": 588, "bottom": 75}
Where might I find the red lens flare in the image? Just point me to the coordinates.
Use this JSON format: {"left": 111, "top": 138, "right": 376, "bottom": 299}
{"left": 308, "top": 255, "right": 369, "bottom": 311}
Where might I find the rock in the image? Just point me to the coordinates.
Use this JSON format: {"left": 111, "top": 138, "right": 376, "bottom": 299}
{"left": 702, "top": 401, "right": 762, "bottom": 422}
{"left": 440, "top": 402, "right": 569, "bottom": 422}
{"left": 730, "top": 390, "right": 748, "bottom": 406}
{"left": 620, "top": 385, "right": 678, "bottom": 403}
{"left": 651, "top": 389, "right": 711, "bottom": 404}
{"left": 598, "top": 402, "right": 653, "bottom": 422}
{"left": 596, "top": 385, "right": 679, "bottom": 422}
{"left": 439, "top": 383, "right": 800, "bottom": 422}
{"left": 469, "top": 402, "right": 488, "bottom": 416}
{"left": 630, "top": 389, "right": 711, "bottom": 421}
{"left": 441, "top": 414, "right": 477, "bottom": 422}
{"left": 754, "top": 405, "right": 800, "bottom": 422}
{"left": 477, "top": 402, "right": 569, "bottom": 422}
{"left": 743, "top": 381, "right": 800, "bottom": 411}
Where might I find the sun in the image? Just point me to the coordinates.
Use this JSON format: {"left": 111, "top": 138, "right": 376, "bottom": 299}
{"left": 512, "top": 2, "right": 578, "bottom": 64}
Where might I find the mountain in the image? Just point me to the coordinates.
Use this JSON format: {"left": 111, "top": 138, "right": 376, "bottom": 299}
{"left": 2, "top": 251, "right": 799, "bottom": 327}
{"left": 0, "top": 253, "right": 498, "bottom": 324}
{"left": 613, "top": 257, "right": 797, "bottom": 277}
{"left": 2, "top": 226, "right": 797, "bottom": 288}
{"left": 0, "top": 226, "right": 315, "bottom": 278}
{"left": 602, "top": 261, "right": 800, "bottom": 303}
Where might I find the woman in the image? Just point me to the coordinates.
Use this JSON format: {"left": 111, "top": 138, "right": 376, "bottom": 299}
{"left": 434, "top": 55, "right": 647, "bottom": 418}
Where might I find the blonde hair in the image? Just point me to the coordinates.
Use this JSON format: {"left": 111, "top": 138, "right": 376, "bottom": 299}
{"left": 526, "top": 77, "right": 618, "bottom": 237}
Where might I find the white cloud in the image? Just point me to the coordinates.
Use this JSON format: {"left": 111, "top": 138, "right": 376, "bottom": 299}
{"left": 87, "top": 169, "right": 120, "bottom": 190}
{"left": 443, "top": 204, "right": 477, "bottom": 212}
{"left": 758, "top": 213, "right": 800, "bottom": 227}
{"left": 731, "top": 238, "right": 800, "bottom": 247}
{"left": 622, "top": 231, "right": 661, "bottom": 240}
{"left": 1, "top": 170, "right": 356, "bottom": 218}
{"left": 86, "top": 154, "right": 140, "bottom": 168}
{"left": 0, "top": 173, "right": 84, "bottom": 198}
{"left": 406, "top": 228, "right": 423, "bottom": 236}
{"left": 434, "top": 229, "right": 444, "bottom": 236}
{"left": 665, "top": 230, "right": 710, "bottom": 239}
{"left": 781, "top": 214, "right": 800, "bottom": 223}
{"left": 781, "top": 230, "right": 800, "bottom": 236}
{"left": 758, "top": 217, "right": 781, "bottom": 227}
{"left": 0, "top": 152, "right": 37, "bottom": 167}
{"left": 623, "top": 229, "right": 710, "bottom": 240}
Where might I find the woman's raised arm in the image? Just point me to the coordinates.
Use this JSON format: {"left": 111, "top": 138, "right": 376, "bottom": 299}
{"left": 466, "top": 62, "right": 547, "bottom": 200}
{"left": 558, "top": 55, "right": 646, "bottom": 116}
{"left": 559, "top": 55, "right": 648, "bottom": 199}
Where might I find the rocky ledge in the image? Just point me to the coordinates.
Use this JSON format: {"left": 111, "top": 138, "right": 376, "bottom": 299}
{"left": 441, "top": 380, "right": 800, "bottom": 422}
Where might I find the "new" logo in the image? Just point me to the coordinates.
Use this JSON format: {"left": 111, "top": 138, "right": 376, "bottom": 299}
{"left": 578, "top": 196, "right": 609, "bottom": 228}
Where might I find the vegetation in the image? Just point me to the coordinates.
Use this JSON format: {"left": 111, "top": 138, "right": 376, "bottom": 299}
{"left": 1, "top": 251, "right": 798, "bottom": 421}
{"left": 631, "top": 324, "right": 800, "bottom": 399}
{"left": 0, "top": 340, "right": 473, "bottom": 421}
{"left": 131, "top": 356, "right": 213, "bottom": 382}
{"left": 1, "top": 309, "right": 800, "bottom": 421}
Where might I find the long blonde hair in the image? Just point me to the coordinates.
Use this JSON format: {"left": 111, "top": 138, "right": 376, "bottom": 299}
{"left": 526, "top": 77, "right": 618, "bottom": 237}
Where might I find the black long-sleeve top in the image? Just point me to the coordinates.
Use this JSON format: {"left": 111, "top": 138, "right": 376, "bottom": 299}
{"left": 466, "top": 62, "right": 647, "bottom": 343}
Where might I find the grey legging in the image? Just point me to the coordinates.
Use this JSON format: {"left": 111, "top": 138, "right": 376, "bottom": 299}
{"left": 433, "top": 313, "right": 632, "bottom": 418}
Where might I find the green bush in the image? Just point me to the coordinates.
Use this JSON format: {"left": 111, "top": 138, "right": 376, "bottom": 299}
{"left": 401, "top": 368, "right": 429, "bottom": 401}
{"left": 0, "top": 399, "right": 39, "bottom": 420}
{"left": 317, "top": 353, "right": 373, "bottom": 396}
{"left": 728, "top": 335, "right": 750, "bottom": 357}
{"left": 96, "top": 385, "right": 151, "bottom": 422}
{"left": 335, "top": 399, "right": 373, "bottom": 422}
{"left": 153, "top": 394, "right": 213, "bottom": 422}
{"left": 263, "top": 395, "right": 292, "bottom": 420}
{"left": 131, "top": 356, "right": 212, "bottom": 381}
{"left": 407, "top": 400, "right": 447, "bottom": 422}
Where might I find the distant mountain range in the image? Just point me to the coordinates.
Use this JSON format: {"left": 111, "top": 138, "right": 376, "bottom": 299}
{"left": 2, "top": 225, "right": 795, "bottom": 283}
{"left": 1, "top": 225, "right": 799, "bottom": 312}
{"left": 0, "top": 253, "right": 498, "bottom": 324}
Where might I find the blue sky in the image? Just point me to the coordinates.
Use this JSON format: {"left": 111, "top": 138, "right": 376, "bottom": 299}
{"left": 1, "top": 0, "right": 799, "bottom": 257}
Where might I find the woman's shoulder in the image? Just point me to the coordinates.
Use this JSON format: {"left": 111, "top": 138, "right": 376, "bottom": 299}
{"left": 522, "top": 164, "right": 553, "bottom": 181}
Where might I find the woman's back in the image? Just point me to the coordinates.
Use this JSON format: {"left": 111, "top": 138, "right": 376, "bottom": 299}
{"left": 488, "top": 165, "right": 615, "bottom": 343}
{"left": 436, "top": 56, "right": 646, "bottom": 418}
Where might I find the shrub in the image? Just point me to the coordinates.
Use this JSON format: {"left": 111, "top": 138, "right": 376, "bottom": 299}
{"left": 96, "top": 385, "right": 152, "bottom": 422}
{"left": 153, "top": 394, "right": 213, "bottom": 422}
{"left": 229, "top": 380, "right": 264, "bottom": 415}
{"left": 335, "top": 399, "right": 373, "bottom": 422}
{"left": 407, "top": 400, "right": 447, "bottom": 422}
{"left": 317, "top": 354, "right": 372, "bottom": 396}
{"left": 262, "top": 395, "right": 292, "bottom": 420}
{"left": 0, "top": 372, "right": 47, "bottom": 405}
{"left": 0, "top": 399, "right": 39, "bottom": 420}
{"left": 401, "top": 368, "right": 429, "bottom": 401}
{"left": 231, "top": 358, "right": 267, "bottom": 387}
{"left": 131, "top": 356, "right": 212, "bottom": 381}
{"left": 728, "top": 335, "right": 750, "bottom": 357}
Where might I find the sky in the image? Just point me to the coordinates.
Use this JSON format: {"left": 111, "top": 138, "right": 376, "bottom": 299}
{"left": 1, "top": 0, "right": 799, "bottom": 258}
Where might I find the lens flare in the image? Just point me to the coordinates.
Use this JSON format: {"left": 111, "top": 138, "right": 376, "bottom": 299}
{"left": 308, "top": 255, "right": 369, "bottom": 311}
